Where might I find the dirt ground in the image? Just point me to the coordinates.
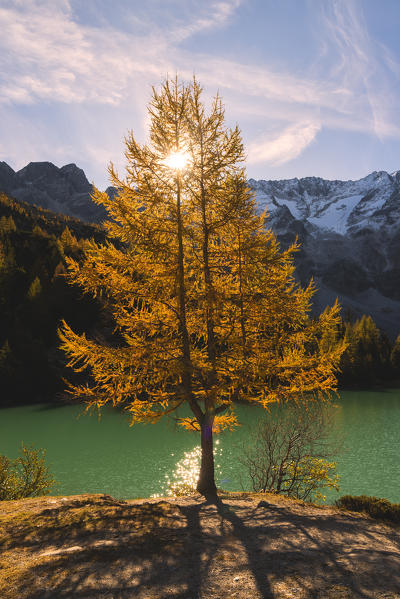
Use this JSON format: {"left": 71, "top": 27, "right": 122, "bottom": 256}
{"left": 0, "top": 492, "right": 399, "bottom": 599}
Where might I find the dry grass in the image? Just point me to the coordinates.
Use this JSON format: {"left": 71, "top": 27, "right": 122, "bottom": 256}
{"left": 1, "top": 492, "right": 399, "bottom": 598}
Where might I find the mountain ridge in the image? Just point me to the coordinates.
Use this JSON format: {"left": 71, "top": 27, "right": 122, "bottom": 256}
{"left": 0, "top": 161, "right": 106, "bottom": 223}
{"left": 249, "top": 169, "right": 400, "bottom": 236}
{"left": 248, "top": 170, "right": 400, "bottom": 336}
{"left": 1, "top": 160, "right": 399, "bottom": 335}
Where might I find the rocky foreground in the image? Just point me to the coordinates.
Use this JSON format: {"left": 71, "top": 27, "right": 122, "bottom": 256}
{"left": 1, "top": 492, "right": 399, "bottom": 598}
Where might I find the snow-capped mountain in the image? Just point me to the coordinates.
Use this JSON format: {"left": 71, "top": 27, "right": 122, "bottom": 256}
{"left": 249, "top": 171, "right": 400, "bottom": 336}
{"left": 249, "top": 170, "right": 400, "bottom": 236}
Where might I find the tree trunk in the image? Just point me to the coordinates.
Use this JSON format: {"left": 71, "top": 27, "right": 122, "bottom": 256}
{"left": 196, "top": 417, "right": 217, "bottom": 498}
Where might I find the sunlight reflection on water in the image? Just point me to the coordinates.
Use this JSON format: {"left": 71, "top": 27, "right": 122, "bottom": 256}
{"left": 152, "top": 440, "right": 222, "bottom": 497}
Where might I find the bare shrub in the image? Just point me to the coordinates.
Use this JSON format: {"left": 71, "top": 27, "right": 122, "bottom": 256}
{"left": 240, "top": 402, "right": 341, "bottom": 502}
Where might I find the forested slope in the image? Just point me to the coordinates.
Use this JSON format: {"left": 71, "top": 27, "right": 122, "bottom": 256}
{"left": 0, "top": 193, "right": 104, "bottom": 405}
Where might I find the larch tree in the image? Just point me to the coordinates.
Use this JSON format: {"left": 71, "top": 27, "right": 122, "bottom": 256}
{"left": 59, "top": 77, "right": 345, "bottom": 498}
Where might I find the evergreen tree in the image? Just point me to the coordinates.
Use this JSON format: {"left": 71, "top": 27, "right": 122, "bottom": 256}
{"left": 0, "top": 339, "right": 12, "bottom": 375}
{"left": 339, "top": 315, "right": 393, "bottom": 386}
{"left": 27, "top": 276, "right": 42, "bottom": 301}
{"left": 59, "top": 77, "right": 345, "bottom": 497}
{"left": 0, "top": 240, "right": 8, "bottom": 273}
{"left": 32, "top": 225, "right": 48, "bottom": 237}
{"left": 340, "top": 321, "right": 357, "bottom": 381}
{"left": 60, "top": 226, "right": 78, "bottom": 252}
{"left": 391, "top": 334, "right": 400, "bottom": 375}
{"left": 52, "top": 262, "right": 66, "bottom": 280}
{"left": 0, "top": 215, "right": 16, "bottom": 235}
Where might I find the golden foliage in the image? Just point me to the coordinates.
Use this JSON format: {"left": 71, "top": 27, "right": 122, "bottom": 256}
{"left": 59, "top": 77, "right": 345, "bottom": 439}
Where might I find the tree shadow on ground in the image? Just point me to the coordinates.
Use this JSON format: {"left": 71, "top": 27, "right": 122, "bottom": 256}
{"left": 1, "top": 495, "right": 400, "bottom": 598}
{"left": 214, "top": 497, "right": 400, "bottom": 598}
{"left": 2, "top": 497, "right": 222, "bottom": 599}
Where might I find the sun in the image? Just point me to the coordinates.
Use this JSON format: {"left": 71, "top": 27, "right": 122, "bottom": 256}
{"left": 162, "top": 150, "right": 190, "bottom": 171}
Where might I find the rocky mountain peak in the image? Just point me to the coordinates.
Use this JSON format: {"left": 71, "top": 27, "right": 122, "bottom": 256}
{"left": 250, "top": 169, "right": 400, "bottom": 236}
{"left": 59, "top": 163, "right": 92, "bottom": 193}
{"left": 0, "top": 161, "right": 17, "bottom": 191}
{"left": 391, "top": 170, "right": 400, "bottom": 183}
{"left": 17, "top": 161, "right": 60, "bottom": 183}
{"left": 0, "top": 160, "right": 105, "bottom": 222}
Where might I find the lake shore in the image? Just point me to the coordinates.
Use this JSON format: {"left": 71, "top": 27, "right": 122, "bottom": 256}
{"left": 2, "top": 392, "right": 400, "bottom": 503}
{"left": 1, "top": 491, "right": 399, "bottom": 598}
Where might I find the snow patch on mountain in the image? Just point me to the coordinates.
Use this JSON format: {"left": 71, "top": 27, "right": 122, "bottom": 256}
{"left": 308, "top": 194, "right": 363, "bottom": 234}
{"left": 249, "top": 170, "right": 399, "bottom": 236}
{"left": 249, "top": 169, "right": 400, "bottom": 335}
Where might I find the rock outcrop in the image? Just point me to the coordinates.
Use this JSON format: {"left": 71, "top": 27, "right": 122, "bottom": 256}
{"left": 0, "top": 161, "right": 106, "bottom": 222}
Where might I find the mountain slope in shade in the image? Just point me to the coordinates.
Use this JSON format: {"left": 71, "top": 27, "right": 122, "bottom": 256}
{"left": 0, "top": 161, "right": 106, "bottom": 223}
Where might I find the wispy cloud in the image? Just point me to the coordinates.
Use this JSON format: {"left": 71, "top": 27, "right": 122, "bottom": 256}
{"left": 1, "top": 0, "right": 400, "bottom": 180}
{"left": 0, "top": 0, "right": 244, "bottom": 106}
{"left": 167, "top": 0, "right": 242, "bottom": 42}
{"left": 0, "top": 0, "right": 344, "bottom": 111}
{"left": 0, "top": 0, "right": 168, "bottom": 105}
{"left": 247, "top": 122, "right": 321, "bottom": 166}
{"left": 319, "top": 0, "right": 400, "bottom": 139}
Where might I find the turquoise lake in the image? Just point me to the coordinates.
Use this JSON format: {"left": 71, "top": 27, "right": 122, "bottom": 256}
{"left": 1, "top": 389, "right": 399, "bottom": 503}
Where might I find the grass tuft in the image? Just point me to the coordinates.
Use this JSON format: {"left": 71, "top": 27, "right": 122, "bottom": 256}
{"left": 336, "top": 495, "right": 400, "bottom": 524}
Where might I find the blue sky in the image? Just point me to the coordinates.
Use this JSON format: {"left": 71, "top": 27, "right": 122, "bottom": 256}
{"left": 1, "top": 0, "right": 400, "bottom": 189}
